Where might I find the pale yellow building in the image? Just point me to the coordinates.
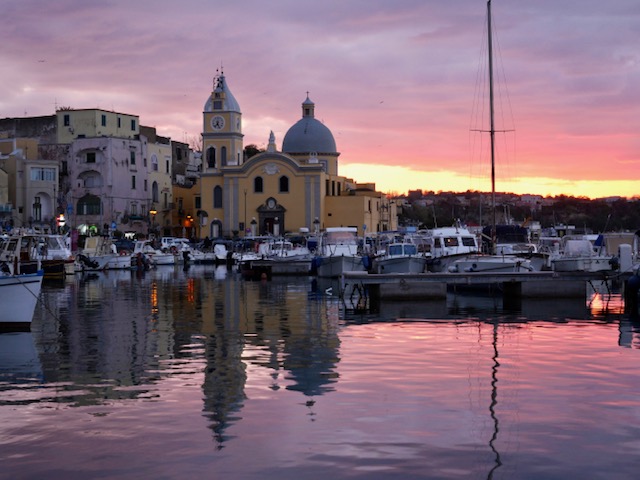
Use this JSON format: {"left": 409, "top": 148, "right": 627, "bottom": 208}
{"left": 0, "top": 138, "right": 59, "bottom": 231}
{"left": 57, "top": 109, "right": 139, "bottom": 143}
{"left": 140, "top": 126, "right": 173, "bottom": 236}
{"left": 198, "top": 72, "right": 396, "bottom": 239}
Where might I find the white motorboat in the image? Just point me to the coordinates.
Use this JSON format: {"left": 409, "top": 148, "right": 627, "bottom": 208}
{"left": 75, "top": 236, "right": 131, "bottom": 271}
{"left": 21, "top": 232, "right": 74, "bottom": 278}
{"left": 314, "top": 227, "right": 367, "bottom": 278}
{"left": 551, "top": 237, "right": 617, "bottom": 273}
{"left": 0, "top": 235, "right": 44, "bottom": 328}
{"left": 373, "top": 242, "right": 427, "bottom": 274}
{"left": 132, "top": 240, "right": 176, "bottom": 266}
{"left": 424, "top": 225, "right": 480, "bottom": 272}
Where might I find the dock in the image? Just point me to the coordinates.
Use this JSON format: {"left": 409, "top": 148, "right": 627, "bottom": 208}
{"left": 341, "top": 270, "right": 624, "bottom": 310}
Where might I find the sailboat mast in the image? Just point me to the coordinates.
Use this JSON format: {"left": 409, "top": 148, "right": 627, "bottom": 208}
{"left": 487, "top": 0, "right": 497, "bottom": 253}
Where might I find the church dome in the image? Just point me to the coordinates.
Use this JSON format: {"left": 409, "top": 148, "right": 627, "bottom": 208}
{"left": 204, "top": 72, "right": 241, "bottom": 113}
{"left": 282, "top": 96, "right": 337, "bottom": 154}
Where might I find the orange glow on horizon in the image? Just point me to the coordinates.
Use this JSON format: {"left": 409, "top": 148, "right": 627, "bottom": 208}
{"left": 339, "top": 163, "right": 639, "bottom": 199}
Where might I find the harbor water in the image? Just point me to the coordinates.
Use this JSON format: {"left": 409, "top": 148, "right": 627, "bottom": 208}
{"left": 1, "top": 266, "right": 639, "bottom": 479}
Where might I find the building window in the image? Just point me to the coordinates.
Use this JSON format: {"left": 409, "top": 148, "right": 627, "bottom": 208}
{"left": 254, "top": 176, "right": 263, "bottom": 193}
{"left": 151, "top": 154, "right": 158, "bottom": 171}
{"left": 86, "top": 152, "right": 96, "bottom": 163}
{"left": 131, "top": 119, "right": 136, "bottom": 130}
{"left": 221, "top": 146, "right": 227, "bottom": 166}
{"left": 30, "top": 167, "right": 56, "bottom": 182}
{"left": 152, "top": 182, "right": 159, "bottom": 203}
{"left": 144, "top": 179, "right": 148, "bottom": 192}
{"left": 213, "top": 186, "right": 222, "bottom": 209}
{"left": 32, "top": 196, "right": 42, "bottom": 222}
{"left": 213, "top": 100, "right": 222, "bottom": 110}
{"left": 130, "top": 150, "right": 136, "bottom": 165}
{"left": 82, "top": 173, "right": 102, "bottom": 188}
{"left": 131, "top": 175, "right": 136, "bottom": 189}
{"left": 195, "top": 196, "right": 201, "bottom": 209}
{"left": 206, "top": 147, "right": 216, "bottom": 168}
{"left": 101, "top": 114, "right": 106, "bottom": 127}
{"left": 63, "top": 114, "right": 70, "bottom": 126}
{"left": 166, "top": 159, "right": 169, "bottom": 174}
{"left": 117, "top": 117, "right": 121, "bottom": 128}
{"left": 77, "top": 194, "right": 101, "bottom": 215}
{"left": 279, "top": 175, "right": 289, "bottom": 193}
{"left": 177, "top": 148, "right": 182, "bottom": 161}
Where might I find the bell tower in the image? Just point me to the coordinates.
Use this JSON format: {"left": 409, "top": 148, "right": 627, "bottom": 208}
{"left": 202, "top": 70, "right": 243, "bottom": 170}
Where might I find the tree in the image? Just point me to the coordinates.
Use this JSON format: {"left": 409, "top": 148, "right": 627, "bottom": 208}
{"left": 244, "top": 144, "right": 263, "bottom": 159}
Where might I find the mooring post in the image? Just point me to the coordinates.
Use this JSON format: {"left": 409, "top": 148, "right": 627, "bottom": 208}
{"left": 624, "top": 269, "right": 640, "bottom": 317}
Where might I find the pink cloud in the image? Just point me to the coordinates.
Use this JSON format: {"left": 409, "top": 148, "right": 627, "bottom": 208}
{"left": 1, "top": 0, "right": 638, "bottom": 196}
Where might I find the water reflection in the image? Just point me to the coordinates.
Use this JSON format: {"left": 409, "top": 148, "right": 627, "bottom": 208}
{"left": 2, "top": 268, "right": 639, "bottom": 478}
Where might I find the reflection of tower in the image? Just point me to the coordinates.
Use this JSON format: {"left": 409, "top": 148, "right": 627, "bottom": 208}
{"left": 201, "top": 331, "right": 247, "bottom": 449}
{"left": 282, "top": 289, "right": 341, "bottom": 399}
{"left": 199, "top": 277, "right": 247, "bottom": 449}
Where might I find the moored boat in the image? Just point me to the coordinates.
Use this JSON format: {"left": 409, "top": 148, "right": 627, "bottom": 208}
{"left": 373, "top": 241, "right": 427, "bottom": 274}
{"left": 314, "top": 227, "right": 368, "bottom": 278}
{"left": 0, "top": 235, "right": 44, "bottom": 329}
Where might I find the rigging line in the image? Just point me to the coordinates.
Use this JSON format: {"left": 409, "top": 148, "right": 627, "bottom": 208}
{"left": 10, "top": 273, "right": 63, "bottom": 324}
{"left": 490, "top": 10, "right": 518, "bottom": 186}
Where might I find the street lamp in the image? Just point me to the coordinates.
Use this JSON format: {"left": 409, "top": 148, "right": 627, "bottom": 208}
{"left": 149, "top": 208, "right": 157, "bottom": 237}
{"left": 243, "top": 188, "right": 247, "bottom": 237}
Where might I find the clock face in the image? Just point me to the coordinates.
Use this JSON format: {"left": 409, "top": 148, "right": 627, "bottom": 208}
{"left": 211, "top": 116, "right": 225, "bottom": 130}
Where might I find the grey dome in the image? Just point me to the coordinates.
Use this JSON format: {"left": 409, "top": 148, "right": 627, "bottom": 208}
{"left": 204, "top": 73, "right": 241, "bottom": 113}
{"left": 282, "top": 96, "right": 337, "bottom": 154}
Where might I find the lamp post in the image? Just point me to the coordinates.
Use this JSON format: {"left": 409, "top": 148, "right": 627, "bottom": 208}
{"left": 149, "top": 208, "right": 157, "bottom": 238}
{"left": 243, "top": 188, "right": 247, "bottom": 237}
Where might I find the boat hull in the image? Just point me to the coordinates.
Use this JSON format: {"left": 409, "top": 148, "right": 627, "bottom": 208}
{"left": 448, "top": 255, "right": 534, "bottom": 273}
{"left": 374, "top": 256, "right": 427, "bottom": 274}
{"left": 316, "top": 255, "right": 366, "bottom": 278}
{"left": 0, "top": 272, "right": 44, "bottom": 328}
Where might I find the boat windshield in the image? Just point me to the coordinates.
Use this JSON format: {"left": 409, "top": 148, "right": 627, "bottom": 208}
{"left": 325, "top": 231, "right": 357, "bottom": 244}
{"left": 461, "top": 237, "right": 477, "bottom": 247}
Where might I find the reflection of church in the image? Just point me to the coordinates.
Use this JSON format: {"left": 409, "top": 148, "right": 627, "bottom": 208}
{"left": 199, "top": 71, "right": 397, "bottom": 239}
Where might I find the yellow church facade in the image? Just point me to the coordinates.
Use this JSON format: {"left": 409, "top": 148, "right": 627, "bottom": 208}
{"left": 197, "top": 72, "right": 396, "bottom": 239}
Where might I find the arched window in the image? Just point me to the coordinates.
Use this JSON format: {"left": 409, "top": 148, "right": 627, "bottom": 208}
{"left": 279, "top": 175, "right": 289, "bottom": 193}
{"left": 77, "top": 194, "right": 101, "bottom": 215}
{"left": 254, "top": 176, "right": 263, "bottom": 193}
{"left": 213, "top": 186, "right": 223, "bottom": 209}
{"left": 206, "top": 147, "right": 216, "bottom": 168}
{"left": 151, "top": 154, "right": 158, "bottom": 171}
{"left": 152, "top": 181, "right": 159, "bottom": 203}
{"left": 221, "top": 146, "right": 227, "bottom": 166}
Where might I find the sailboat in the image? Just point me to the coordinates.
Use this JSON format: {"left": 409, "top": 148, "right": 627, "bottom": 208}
{"left": 449, "top": 0, "right": 535, "bottom": 274}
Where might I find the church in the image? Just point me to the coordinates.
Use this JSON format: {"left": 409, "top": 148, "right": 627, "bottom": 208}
{"left": 198, "top": 71, "right": 397, "bottom": 239}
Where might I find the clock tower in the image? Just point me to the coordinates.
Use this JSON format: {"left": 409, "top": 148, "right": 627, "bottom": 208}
{"left": 202, "top": 70, "right": 243, "bottom": 170}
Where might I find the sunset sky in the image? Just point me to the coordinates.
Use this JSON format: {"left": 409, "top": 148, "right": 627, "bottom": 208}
{"left": 1, "top": 0, "right": 638, "bottom": 199}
